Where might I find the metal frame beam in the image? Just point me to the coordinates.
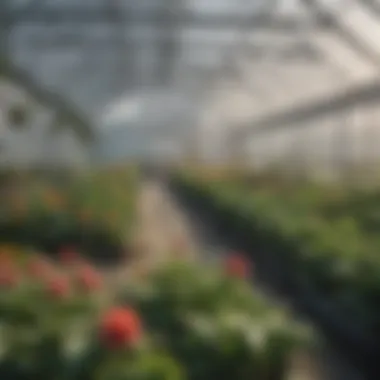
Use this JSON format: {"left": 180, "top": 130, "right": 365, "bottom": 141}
{"left": 233, "top": 80, "right": 380, "bottom": 140}
{"left": 301, "top": 0, "right": 380, "bottom": 67}
{"left": 5, "top": 8, "right": 333, "bottom": 30}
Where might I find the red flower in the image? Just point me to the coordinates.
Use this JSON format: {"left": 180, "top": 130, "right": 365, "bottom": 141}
{"left": 47, "top": 276, "right": 70, "bottom": 299}
{"left": 27, "top": 258, "right": 52, "bottom": 279}
{"left": 59, "top": 247, "right": 79, "bottom": 265}
{"left": 100, "top": 307, "right": 141, "bottom": 349}
{"left": 77, "top": 265, "right": 103, "bottom": 292}
{"left": 224, "top": 253, "right": 250, "bottom": 278}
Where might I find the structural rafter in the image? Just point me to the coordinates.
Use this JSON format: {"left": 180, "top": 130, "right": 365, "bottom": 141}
{"left": 225, "top": 0, "right": 380, "bottom": 148}
{"left": 5, "top": 0, "right": 380, "bottom": 168}
{"left": 234, "top": 79, "right": 380, "bottom": 138}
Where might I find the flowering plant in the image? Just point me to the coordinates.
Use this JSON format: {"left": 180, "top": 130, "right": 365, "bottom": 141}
{"left": 0, "top": 246, "right": 312, "bottom": 380}
{"left": 0, "top": 247, "right": 186, "bottom": 380}
{"left": 0, "top": 169, "right": 137, "bottom": 264}
{"left": 173, "top": 169, "right": 380, "bottom": 338}
{"left": 122, "top": 257, "right": 313, "bottom": 380}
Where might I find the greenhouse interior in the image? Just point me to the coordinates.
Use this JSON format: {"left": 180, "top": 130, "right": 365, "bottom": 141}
{"left": 1, "top": 0, "right": 380, "bottom": 379}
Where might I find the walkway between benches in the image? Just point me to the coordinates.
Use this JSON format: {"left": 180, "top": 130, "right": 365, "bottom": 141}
{"left": 109, "top": 178, "right": 363, "bottom": 380}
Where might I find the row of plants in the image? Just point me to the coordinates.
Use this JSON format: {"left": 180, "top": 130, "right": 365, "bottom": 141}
{"left": 171, "top": 169, "right": 380, "bottom": 340}
{"left": 0, "top": 168, "right": 138, "bottom": 264}
{"left": 0, "top": 245, "right": 313, "bottom": 380}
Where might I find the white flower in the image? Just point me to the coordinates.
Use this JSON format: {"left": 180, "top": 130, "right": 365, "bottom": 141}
{"left": 188, "top": 315, "right": 217, "bottom": 340}
{"left": 244, "top": 325, "right": 268, "bottom": 351}
{"left": 63, "top": 322, "right": 91, "bottom": 358}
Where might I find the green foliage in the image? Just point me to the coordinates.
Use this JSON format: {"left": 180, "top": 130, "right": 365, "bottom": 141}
{"left": 0, "top": 166, "right": 313, "bottom": 380}
{"left": 0, "top": 256, "right": 312, "bottom": 380}
{"left": 123, "top": 261, "right": 313, "bottom": 380}
{"left": 0, "top": 169, "right": 137, "bottom": 263}
{"left": 174, "top": 170, "right": 380, "bottom": 331}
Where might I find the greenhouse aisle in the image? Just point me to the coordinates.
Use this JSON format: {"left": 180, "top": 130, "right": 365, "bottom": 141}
{"left": 107, "top": 178, "right": 198, "bottom": 289}
{"left": 110, "top": 177, "right": 365, "bottom": 379}
{"left": 134, "top": 178, "right": 198, "bottom": 265}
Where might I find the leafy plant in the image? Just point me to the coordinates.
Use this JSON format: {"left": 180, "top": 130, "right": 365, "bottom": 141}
{"left": 123, "top": 260, "right": 313, "bottom": 380}
{"left": 0, "top": 248, "right": 312, "bottom": 380}
{"left": 173, "top": 169, "right": 380, "bottom": 334}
